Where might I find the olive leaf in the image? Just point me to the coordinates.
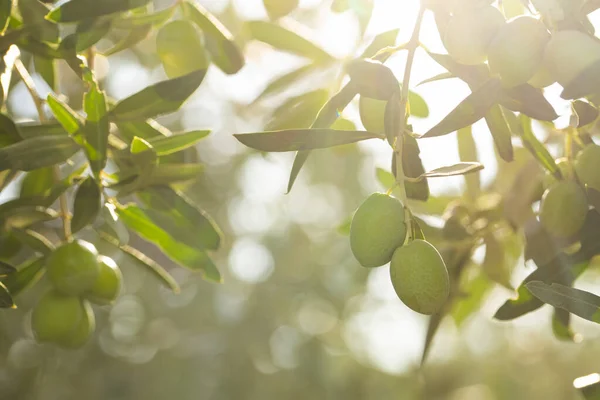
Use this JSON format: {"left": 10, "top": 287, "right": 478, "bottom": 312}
{"left": 235, "top": 128, "right": 383, "bottom": 152}
{"left": 0, "top": 136, "right": 80, "bottom": 171}
{"left": 419, "top": 162, "right": 484, "bottom": 179}
{"left": 518, "top": 114, "right": 561, "bottom": 179}
{"left": 47, "top": 0, "right": 152, "bottom": 23}
{"left": 526, "top": 281, "right": 600, "bottom": 324}
{"left": 484, "top": 105, "right": 514, "bottom": 162}
{"left": 2, "top": 257, "right": 46, "bottom": 297}
{"left": 71, "top": 177, "right": 102, "bottom": 234}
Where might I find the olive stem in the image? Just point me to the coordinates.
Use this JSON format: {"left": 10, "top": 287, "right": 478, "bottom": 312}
{"left": 394, "top": 3, "right": 426, "bottom": 205}
{"left": 15, "top": 58, "right": 72, "bottom": 241}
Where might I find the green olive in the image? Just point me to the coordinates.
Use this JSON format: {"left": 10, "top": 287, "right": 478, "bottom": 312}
{"left": 443, "top": 5, "right": 505, "bottom": 65}
{"left": 31, "top": 290, "right": 85, "bottom": 343}
{"left": 542, "top": 157, "right": 573, "bottom": 190}
{"left": 350, "top": 193, "right": 407, "bottom": 268}
{"left": 575, "top": 144, "right": 600, "bottom": 192}
{"left": 46, "top": 240, "right": 100, "bottom": 296}
{"left": 85, "top": 255, "right": 123, "bottom": 305}
{"left": 389, "top": 239, "right": 450, "bottom": 315}
{"left": 539, "top": 181, "right": 588, "bottom": 237}
{"left": 488, "top": 16, "right": 550, "bottom": 87}
{"left": 544, "top": 30, "right": 600, "bottom": 88}
{"left": 56, "top": 300, "right": 95, "bottom": 349}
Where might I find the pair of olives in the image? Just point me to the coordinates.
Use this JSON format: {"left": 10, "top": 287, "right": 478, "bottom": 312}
{"left": 539, "top": 144, "right": 600, "bottom": 238}
{"left": 31, "top": 240, "right": 122, "bottom": 348}
{"left": 443, "top": 5, "right": 600, "bottom": 89}
{"left": 349, "top": 193, "right": 450, "bottom": 315}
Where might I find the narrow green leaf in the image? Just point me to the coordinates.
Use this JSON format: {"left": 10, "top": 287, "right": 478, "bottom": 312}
{"left": 401, "top": 135, "right": 430, "bottom": 201}
{"left": 2, "top": 257, "right": 45, "bottom": 297}
{"left": 101, "top": 24, "right": 152, "bottom": 56}
{"left": 518, "top": 114, "right": 560, "bottom": 178}
{"left": 74, "top": 18, "right": 112, "bottom": 52}
{"left": 422, "top": 78, "right": 502, "bottom": 138}
{"left": 561, "top": 58, "right": 600, "bottom": 100}
{"left": 383, "top": 93, "right": 401, "bottom": 146}
{"left": 0, "top": 135, "right": 79, "bottom": 171}
{"left": 526, "top": 281, "right": 600, "bottom": 324}
{"left": 116, "top": 119, "right": 171, "bottom": 143}
{"left": 457, "top": 126, "right": 480, "bottom": 200}
{"left": 98, "top": 231, "right": 179, "bottom": 293}
{"left": 46, "top": 93, "right": 84, "bottom": 135}
{"left": 346, "top": 59, "right": 399, "bottom": 100}
{"left": 83, "top": 68, "right": 109, "bottom": 177}
{"left": 286, "top": 82, "right": 358, "bottom": 193}
{"left": 181, "top": 0, "right": 244, "bottom": 75}
{"left": 0, "top": 114, "right": 21, "bottom": 148}
{"left": 137, "top": 186, "right": 222, "bottom": 251}
{"left": 0, "top": 261, "right": 16, "bottom": 276}
{"left": 110, "top": 70, "right": 207, "bottom": 121}
{"left": 255, "top": 64, "right": 317, "bottom": 102}
{"left": 484, "top": 104, "right": 514, "bottom": 162}
{"left": 572, "top": 100, "right": 599, "bottom": 127}
{"left": 113, "top": 163, "right": 204, "bottom": 195}
{"left": 19, "top": 0, "right": 59, "bottom": 43}
{"left": 10, "top": 229, "right": 54, "bottom": 256}
{"left": 235, "top": 128, "right": 382, "bottom": 152}
{"left": 5, "top": 206, "right": 59, "bottom": 228}
{"left": 417, "top": 72, "right": 456, "bottom": 86}
{"left": 47, "top": 0, "right": 152, "bottom": 23}
{"left": 266, "top": 89, "right": 329, "bottom": 131}
{"left": 33, "top": 56, "right": 56, "bottom": 91}
{"left": 501, "top": 84, "right": 558, "bottom": 121}
{"left": 0, "top": 0, "right": 10, "bottom": 34}
{"left": 18, "top": 122, "right": 67, "bottom": 139}
{"left": 408, "top": 91, "right": 429, "bottom": 118}
{"left": 420, "top": 162, "right": 484, "bottom": 179}
{"left": 114, "top": 4, "right": 177, "bottom": 28}
{"left": 426, "top": 52, "right": 491, "bottom": 87}
{"left": 20, "top": 167, "right": 54, "bottom": 198}
{"left": 552, "top": 307, "right": 576, "bottom": 342}
{"left": 115, "top": 203, "right": 221, "bottom": 281}
{"left": 146, "top": 130, "right": 209, "bottom": 156}
{"left": 0, "top": 281, "right": 14, "bottom": 308}
{"left": 361, "top": 29, "right": 399, "bottom": 59}
{"left": 71, "top": 176, "right": 102, "bottom": 234}
{"left": 246, "top": 20, "right": 334, "bottom": 63}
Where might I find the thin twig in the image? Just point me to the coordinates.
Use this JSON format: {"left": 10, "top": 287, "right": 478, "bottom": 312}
{"left": 15, "top": 58, "right": 72, "bottom": 241}
{"left": 394, "top": 3, "right": 426, "bottom": 205}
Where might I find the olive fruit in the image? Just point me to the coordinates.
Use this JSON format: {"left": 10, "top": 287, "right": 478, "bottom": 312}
{"left": 359, "top": 91, "right": 428, "bottom": 134}
{"left": 488, "top": 16, "right": 550, "bottom": 87}
{"left": 544, "top": 30, "right": 600, "bottom": 88}
{"left": 350, "top": 193, "right": 407, "bottom": 268}
{"left": 85, "top": 255, "right": 123, "bottom": 305}
{"left": 56, "top": 300, "right": 95, "bottom": 349}
{"left": 443, "top": 5, "right": 505, "bottom": 65}
{"left": 263, "top": 0, "right": 298, "bottom": 19}
{"left": 31, "top": 290, "right": 86, "bottom": 343}
{"left": 542, "top": 157, "right": 573, "bottom": 190}
{"left": 46, "top": 240, "right": 100, "bottom": 296}
{"left": 539, "top": 181, "right": 588, "bottom": 237}
{"left": 389, "top": 239, "right": 450, "bottom": 315}
{"left": 575, "top": 144, "right": 600, "bottom": 192}
{"left": 156, "top": 20, "right": 209, "bottom": 79}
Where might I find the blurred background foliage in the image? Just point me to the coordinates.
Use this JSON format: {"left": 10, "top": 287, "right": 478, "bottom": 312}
{"left": 1, "top": 0, "right": 600, "bottom": 399}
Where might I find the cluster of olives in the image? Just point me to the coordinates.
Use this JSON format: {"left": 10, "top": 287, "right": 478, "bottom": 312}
{"left": 442, "top": 4, "right": 600, "bottom": 89}
{"left": 349, "top": 193, "right": 450, "bottom": 315}
{"left": 539, "top": 144, "right": 600, "bottom": 238}
{"left": 31, "top": 240, "right": 122, "bottom": 348}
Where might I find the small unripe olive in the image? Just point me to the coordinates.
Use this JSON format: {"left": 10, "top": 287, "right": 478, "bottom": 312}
{"left": 389, "top": 239, "right": 450, "bottom": 315}
{"left": 539, "top": 181, "right": 588, "bottom": 237}
{"left": 544, "top": 30, "right": 600, "bottom": 88}
{"left": 443, "top": 5, "right": 505, "bottom": 65}
{"left": 85, "top": 256, "right": 123, "bottom": 305}
{"left": 350, "top": 193, "right": 407, "bottom": 268}
{"left": 56, "top": 300, "right": 95, "bottom": 349}
{"left": 488, "top": 16, "right": 550, "bottom": 87}
{"left": 575, "top": 144, "right": 600, "bottom": 192}
{"left": 542, "top": 157, "right": 573, "bottom": 190}
{"left": 47, "top": 240, "right": 100, "bottom": 296}
{"left": 31, "top": 290, "right": 85, "bottom": 343}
